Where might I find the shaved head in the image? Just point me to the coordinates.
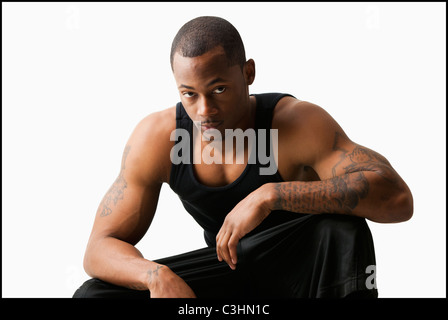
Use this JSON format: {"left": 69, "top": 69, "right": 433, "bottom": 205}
{"left": 170, "top": 16, "right": 246, "bottom": 71}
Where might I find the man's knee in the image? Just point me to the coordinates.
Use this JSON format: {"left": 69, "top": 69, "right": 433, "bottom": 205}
{"left": 73, "top": 278, "right": 149, "bottom": 298}
{"left": 73, "top": 278, "right": 109, "bottom": 298}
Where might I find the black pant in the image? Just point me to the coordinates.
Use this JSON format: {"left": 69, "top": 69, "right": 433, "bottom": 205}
{"left": 73, "top": 214, "right": 378, "bottom": 298}
{"left": 73, "top": 246, "right": 248, "bottom": 299}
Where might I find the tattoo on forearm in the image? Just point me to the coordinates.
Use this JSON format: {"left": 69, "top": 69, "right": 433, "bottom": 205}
{"left": 99, "top": 145, "right": 131, "bottom": 217}
{"left": 147, "top": 265, "right": 164, "bottom": 284}
{"left": 126, "top": 265, "right": 165, "bottom": 291}
{"left": 274, "top": 131, "right": 398, "bottom": 214}
{"left": 274, "top": 172, "right": 369, "bottom": 214}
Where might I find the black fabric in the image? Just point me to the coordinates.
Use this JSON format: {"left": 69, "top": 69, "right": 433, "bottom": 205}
{"left": 73, "top": 93, "right": 378, "bottom": 298}
{"left": 73, "top": 215, "right": 377, "bottom": 298}
{"left": 73, "top": 278, "right": 150, "bottom": 299}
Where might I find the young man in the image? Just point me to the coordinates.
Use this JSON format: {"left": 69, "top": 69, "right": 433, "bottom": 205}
{"left": 73, "top": 16, "right": 413, "bottom": 298}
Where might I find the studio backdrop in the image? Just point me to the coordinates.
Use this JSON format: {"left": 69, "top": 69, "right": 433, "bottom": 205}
{"left": 2, "top": 2, "right": 446, "bottom": 297}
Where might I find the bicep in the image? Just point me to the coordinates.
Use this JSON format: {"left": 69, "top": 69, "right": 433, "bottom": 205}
{"left": 312, "top": 125, "right": 395, "bottom": 182}
{"left": 89, "top": 113, "right": 172, "bottom": 246}
{"left": 91, "top": 175, "right": 162, "bottom": 246}
{"left": 290, "top": 102, "right": 394, "bottom": 180}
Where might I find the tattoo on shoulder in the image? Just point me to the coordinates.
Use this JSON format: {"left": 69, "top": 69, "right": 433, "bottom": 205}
{"left": 99, "top": 145, "right": 131, "bottom": 217}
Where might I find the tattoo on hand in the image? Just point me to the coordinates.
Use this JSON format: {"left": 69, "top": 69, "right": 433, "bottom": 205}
{"left": 99, "top": 145, "right": 131, "bottom": 217}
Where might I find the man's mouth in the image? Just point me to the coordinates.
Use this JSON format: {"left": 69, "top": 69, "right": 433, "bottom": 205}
{"left": 201, "top": 121, "right": 223, "bottom": 130}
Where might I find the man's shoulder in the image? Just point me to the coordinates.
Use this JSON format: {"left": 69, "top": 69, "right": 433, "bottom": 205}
{"left": 125, "top": 106, "right": 177, "bottom": 184}
{"left": 132, "top": 105, "right": 177, "bottom": 155}
{"left": 273, "top": 97, "right": 340, "bottom": 162}
{"left": 273, "top": 93, "right": 352, "bottom": 165}
{"left": 273, "top": 97, "right": 328, "bottom": 129}
{"left": 137, "top": 106, "right": 177, "bottom": 134}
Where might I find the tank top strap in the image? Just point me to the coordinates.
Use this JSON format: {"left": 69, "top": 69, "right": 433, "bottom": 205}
{"left": 253, "top": 93, "right": 295, "bottom": 130}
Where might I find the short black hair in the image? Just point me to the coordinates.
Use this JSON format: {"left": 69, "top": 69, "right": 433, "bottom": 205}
{"left": 170, "top": 16, "right": 246, "bottom": 71}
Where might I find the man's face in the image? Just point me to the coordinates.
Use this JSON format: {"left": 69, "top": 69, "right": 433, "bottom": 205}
{"left": 172, "top": 46, "right": 254, "bottom": 136}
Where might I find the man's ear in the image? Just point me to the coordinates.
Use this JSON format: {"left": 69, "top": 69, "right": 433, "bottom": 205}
{"left": 244, "top": 59, "right": 256, "bottom": 85}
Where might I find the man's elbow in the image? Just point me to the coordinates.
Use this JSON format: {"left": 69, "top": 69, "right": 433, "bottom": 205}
{"left": 83, "top": 246, "right": 95, "bottom": 278}
{"left": 386, "top": 188, "right": 414, "bottom": 223}
{"left": 83, "top": 238, "right": 100, "bottom": 278}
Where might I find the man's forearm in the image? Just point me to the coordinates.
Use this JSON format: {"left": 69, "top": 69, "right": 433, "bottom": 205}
{"left": 268, "top": 170, "right": 413, "bottom": 223}
{"left": 84, "top": 236, "right": 197, "bottom": 297}
{"left": 83, "top": 236, "right": 161, "bottom": 291}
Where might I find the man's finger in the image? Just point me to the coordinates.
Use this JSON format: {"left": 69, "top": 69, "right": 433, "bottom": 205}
{"left": 216, "top": 231, "right": 223, "bottom": 261}
{"left": 217, "top": 231, "right": 230, "bottom": 264}
{"left": 216, "top": 224, "right": 228, "bottom": 261}
{"left": 228, "top": 234, "right": 239, "bottom": 266}
{"left": 218, "top": 231, "right": 235, "bottom": 269}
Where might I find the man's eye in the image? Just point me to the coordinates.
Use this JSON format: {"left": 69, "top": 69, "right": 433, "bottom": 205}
{"left": 213, "top": 87, "right": 226, "bottom": 94}
{"left": 183, "top": 92, "right": 195, "bottom": 98}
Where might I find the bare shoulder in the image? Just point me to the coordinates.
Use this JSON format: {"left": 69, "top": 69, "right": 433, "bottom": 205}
{"left": 125, "top": 106, "right": 177, "bottom": 185}
{"left": 273, "top": 96, "right": 335, "bottom": 129}
{"left": 273, "top": 96, "right": 349, "bottom": 166}
{"left": 132, "top": 106, "right": 176, "bottom": 141}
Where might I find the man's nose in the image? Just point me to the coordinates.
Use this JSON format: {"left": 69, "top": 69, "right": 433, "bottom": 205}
{"left": 197, "top": 96, "right": 218, "bottom": 117}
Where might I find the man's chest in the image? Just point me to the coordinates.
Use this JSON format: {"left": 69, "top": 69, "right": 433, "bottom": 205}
{"left": 190, "top": 137, "right": 320, "bottom": 188}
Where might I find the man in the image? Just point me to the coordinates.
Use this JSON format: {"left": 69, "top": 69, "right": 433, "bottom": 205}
{"left": 73, "top": 16, "right": 413, "bottom": 298}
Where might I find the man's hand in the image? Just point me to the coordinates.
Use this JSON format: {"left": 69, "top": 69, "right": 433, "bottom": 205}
{"left": 147, "top": 264, "right": 197, "bottom": 298}
{"left": 216, "top": 184, "right": 274, "bottom": 270}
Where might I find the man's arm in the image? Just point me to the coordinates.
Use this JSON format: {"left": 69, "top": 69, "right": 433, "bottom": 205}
{"left": 269, "top": 101, "right": 413, "bottom": 223}
{"left": 216, "top": 100, "right": 413, "bottom": 269}
{"left": 270, "top": 141, "right": 413, "bottom": 222}
{"left": 83, "top": 109, "right": 196, "bottom": 297}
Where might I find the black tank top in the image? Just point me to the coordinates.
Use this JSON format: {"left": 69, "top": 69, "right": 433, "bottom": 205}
{"left": 169, "top": 92, "right": 306, "bottom": 246}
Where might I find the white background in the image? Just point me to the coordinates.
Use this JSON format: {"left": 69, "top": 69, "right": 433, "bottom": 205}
{"left": 2, "top": 2, "right": 446, "bottom": 298}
